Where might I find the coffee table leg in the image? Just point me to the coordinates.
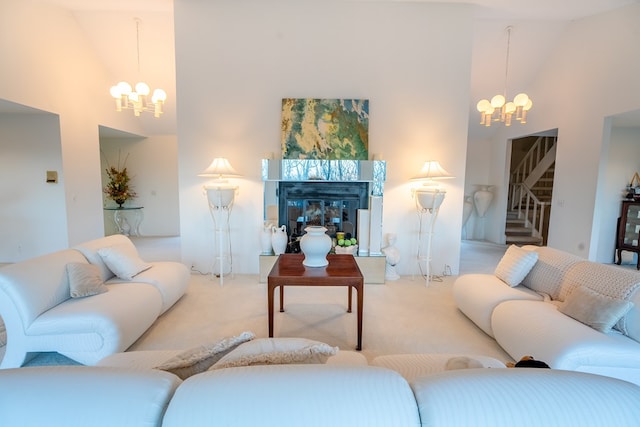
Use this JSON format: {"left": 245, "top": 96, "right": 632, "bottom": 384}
{"left": 347, "top": 286, "right": 352, "bottom": 313}
{"left": 279, "top": 285, "right": 285, "bottom": 312}
{"left": 268, "top": 282, "right": 275, "bottom": 337}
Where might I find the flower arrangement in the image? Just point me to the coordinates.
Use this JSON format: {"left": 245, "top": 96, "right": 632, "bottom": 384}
{"left": 104, "top": 152, "right": 136, "bottom": 207}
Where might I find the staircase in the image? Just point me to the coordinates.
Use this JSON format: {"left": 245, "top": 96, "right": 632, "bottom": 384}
{"left": 506, "top": 136, "right": 556, "bottom": 246}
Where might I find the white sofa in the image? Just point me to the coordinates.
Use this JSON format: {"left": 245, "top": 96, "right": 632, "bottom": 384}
{"left": 1, "top": 364, "right": 640, "bottom": 427}
{"left": 0, "top": 235, "right": 189, "bottom": 368}
{"left": 454, "top": 245, "right": 640, "bottom": 385}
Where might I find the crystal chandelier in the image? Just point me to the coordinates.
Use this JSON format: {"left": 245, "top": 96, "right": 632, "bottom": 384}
{"left": 109, "top": 18, "right": 166, "bottom": 118}
{"left": 476, "top": 26, "right": 532, "bottom": 127}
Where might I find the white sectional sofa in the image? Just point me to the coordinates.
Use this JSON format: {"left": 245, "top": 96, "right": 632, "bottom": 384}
{"left": 454, "top": 245, "right": 640, "bottom": 385}
{"left": 0, "top": 235, "right": 189, "bottom": 368}
{"left": 1, "top": 364, "right": 640, "bottom": 427}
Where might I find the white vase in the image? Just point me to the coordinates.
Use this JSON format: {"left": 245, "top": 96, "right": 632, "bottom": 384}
{"left": 261, "top": 223, "right": 273, "bottom": 254}
{"left": 474, "top": 186, "right": 494, "bottom": 218}
{"left": 271, "top": 225, "right": 288, "bottom": 255}
{"left": 300, "top": 226, "right": 332, "bottom": 267}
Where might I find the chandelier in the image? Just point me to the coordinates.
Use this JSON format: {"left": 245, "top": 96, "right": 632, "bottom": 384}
{"left": 476, "top": 26, "right": 532, "bottom": 127}
{"left": 109, "top": 18, "right": 166, "bottom": 118}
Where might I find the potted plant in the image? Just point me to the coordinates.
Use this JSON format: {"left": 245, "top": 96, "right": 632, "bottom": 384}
{"left": 104, "top": 152, "right": 136, "bottom": 207}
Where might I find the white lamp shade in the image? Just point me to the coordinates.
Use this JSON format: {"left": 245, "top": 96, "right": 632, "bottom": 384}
{"left": 412, "top": 161, "right": 453, "bottom": 181}
{"left": 198, "top": 158, "right": 241, "bottom": 178}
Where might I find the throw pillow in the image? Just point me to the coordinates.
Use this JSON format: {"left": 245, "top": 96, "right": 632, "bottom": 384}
{"left": 559, "top": 286, "right": 634, "bottom": 333}
{"left": 154, "top": 331, "right": 255, "bottom": 380}
{"left": 210, "top": 337, "right": 338, "bottom": 370}
{"left": 494, "top": 245, "right": 539, "bottom": 287}
{"left": 66, "top": 263, "right": 108, "bottom": 298}
{"left": 97, "top": 243, "right": 152, "bottom": 280}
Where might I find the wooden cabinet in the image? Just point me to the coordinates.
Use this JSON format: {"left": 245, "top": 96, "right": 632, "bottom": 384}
{"left": 616, "top": 200, "right": 640, "bottom": 269}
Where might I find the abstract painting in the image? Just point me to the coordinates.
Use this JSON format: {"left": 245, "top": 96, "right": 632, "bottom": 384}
{"left": 281, "top": 98, "right": 369, "bottom": 160}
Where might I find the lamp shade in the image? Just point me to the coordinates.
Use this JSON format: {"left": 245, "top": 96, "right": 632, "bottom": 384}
{"left": 412, "top": 161, "right": 454, "bottom": 181}
{"left": 198, "top": 158, "right": 242, "bottom": 178}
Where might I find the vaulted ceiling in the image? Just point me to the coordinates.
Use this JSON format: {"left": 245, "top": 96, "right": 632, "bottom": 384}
{"left": 12, "top": 0, "right": 640, "bottom": 137}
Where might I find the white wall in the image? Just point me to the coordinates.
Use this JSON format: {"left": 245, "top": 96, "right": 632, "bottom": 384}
{"left": 0, "top": 113, "right": 67, "bottom": 261}
{"left": 174, "top": 1, "right": 474, "bottom": 275}
{"left": 100, "top": 135, "right": 180, "bottom": 236}
{"left": 0, "top": 0, "right": 150, "bottom": 259}
{"left": 468, "top": 3, "right": 640, "bottom": 260}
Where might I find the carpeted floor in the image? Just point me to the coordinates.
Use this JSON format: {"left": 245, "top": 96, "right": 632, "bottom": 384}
{"left": 2, "top": 240, "right": 513, "bottom": 367}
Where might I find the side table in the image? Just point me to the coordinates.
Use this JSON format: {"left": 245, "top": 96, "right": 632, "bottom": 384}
{"left": 104, "top": 206, "right": 144, "bottom": 236}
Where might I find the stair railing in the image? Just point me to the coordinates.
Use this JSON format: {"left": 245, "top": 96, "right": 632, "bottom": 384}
{"left": 510, "top": 183, "right": 546, "bottom": 238}
{"left": 511, "top": 136, "right": 556, "bottom": 187}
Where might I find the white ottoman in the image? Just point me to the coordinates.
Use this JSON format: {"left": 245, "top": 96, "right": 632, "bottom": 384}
{"left": 371, "top": 353, "right": 506, "bottom": 383}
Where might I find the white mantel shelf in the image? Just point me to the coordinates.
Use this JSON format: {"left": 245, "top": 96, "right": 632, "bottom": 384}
{"left": 259, "top": 255, "right": 386, "bottom": 285}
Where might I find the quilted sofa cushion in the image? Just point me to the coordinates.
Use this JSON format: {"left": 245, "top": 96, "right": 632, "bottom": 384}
{"left": 162, "top": 365, "right": 421, "bottom": 427}
{"left": 520, "top": 245, "right": 583, "bottom": 299}
{"left": 559, "top": 261, "right": 640, "bottom": 341}
{"left": 411, "top": 368, "right": 640, "bottom": 427}
{"left": 0, "top": 366, "right": 181, "bottom": 427}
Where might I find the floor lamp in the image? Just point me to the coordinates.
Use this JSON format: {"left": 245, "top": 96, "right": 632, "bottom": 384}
{"left": 411, "top": 161, "right": 453, "bottom": 286}
{"left": 199, "top": 158, "right": 241, "bottom": 286}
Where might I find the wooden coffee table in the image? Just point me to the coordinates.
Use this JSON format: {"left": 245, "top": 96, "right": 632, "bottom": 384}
{"left": 267, "top": 253, "right": 364, "bottom": 351}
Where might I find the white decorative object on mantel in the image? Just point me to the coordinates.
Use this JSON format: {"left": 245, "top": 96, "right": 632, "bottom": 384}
{"left": 260, "top": 222, "right": 273, "bottom": 254}
{"left": 335, "top": 244, "right": 358, "bottom": 255}
{"left": 271, "top": 225, "right": 288, "bottom": 255}
{"left": 300, "top": 226, "right": 332, "bottom": 267}
{"left": 357, "top": 209, "right": 370, "bottom": 256}
{"left": 369, "top": 196, "right": 383, "bottom": 255}
{"left": 381, "top": 233, "right": 400, "bottom": 281}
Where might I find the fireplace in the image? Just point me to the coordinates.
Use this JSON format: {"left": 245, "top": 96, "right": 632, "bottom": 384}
{"left": 279, "top": 181, "right": 369, "bottom": 240}
{"left": 262, "top": 159, "right": 386, "bottom": 253}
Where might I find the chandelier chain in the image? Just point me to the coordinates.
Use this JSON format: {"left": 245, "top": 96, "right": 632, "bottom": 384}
{"left": 109, "top": 17, "right": 167, "bottom": 118}
{"left": 503, "top": 26, "right": 512, "bottom": 98}
{"left": 475, "top": 25, "right": 532, "bottom": 127}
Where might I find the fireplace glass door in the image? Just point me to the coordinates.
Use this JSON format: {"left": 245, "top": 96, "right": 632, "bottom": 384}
{"left": 278, "top": 181, "right": 369, "bottom": 243}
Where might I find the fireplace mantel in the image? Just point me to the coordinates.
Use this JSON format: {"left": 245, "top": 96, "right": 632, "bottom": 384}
{"left": 262, "top": 159, "right": 386, "bottom": 194}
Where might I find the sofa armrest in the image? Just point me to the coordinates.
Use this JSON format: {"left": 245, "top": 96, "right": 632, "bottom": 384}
{"left": 492, "top": 299, "right": 640, "bottom": 385}
{"left": 453, "top": 273, "right": 542, "bottom": 337}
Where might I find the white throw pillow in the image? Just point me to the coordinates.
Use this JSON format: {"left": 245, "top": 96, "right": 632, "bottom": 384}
{"left": 494, "top": 245, "right": 539, "bottom": 287}
{"left": 560, "top": 286, "right": 634, "bottom": 333}
{"left": 66, "top": 263, "right": 108, "bottom": 298}
{"left": 154, "top": 332, "right": 255, "bottom": 379}
{"left": 210, "top": 337, "right": 338, "bottom": 370}
{"left": 97, "top": 243, "right": 152, "bottom": 280}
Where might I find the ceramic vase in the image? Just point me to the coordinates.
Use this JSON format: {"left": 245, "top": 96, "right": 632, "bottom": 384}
{"left": 261, "top": 223, "right": 273, "bottom": 254}
{"left": 271, "top": 225, "right": 288, "bottom": 255}
{"left": 473, "top": 186, "right": 494, "bottom": 218}
{"left": 300, "top": 226, "right": 332, "bottom": 267}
